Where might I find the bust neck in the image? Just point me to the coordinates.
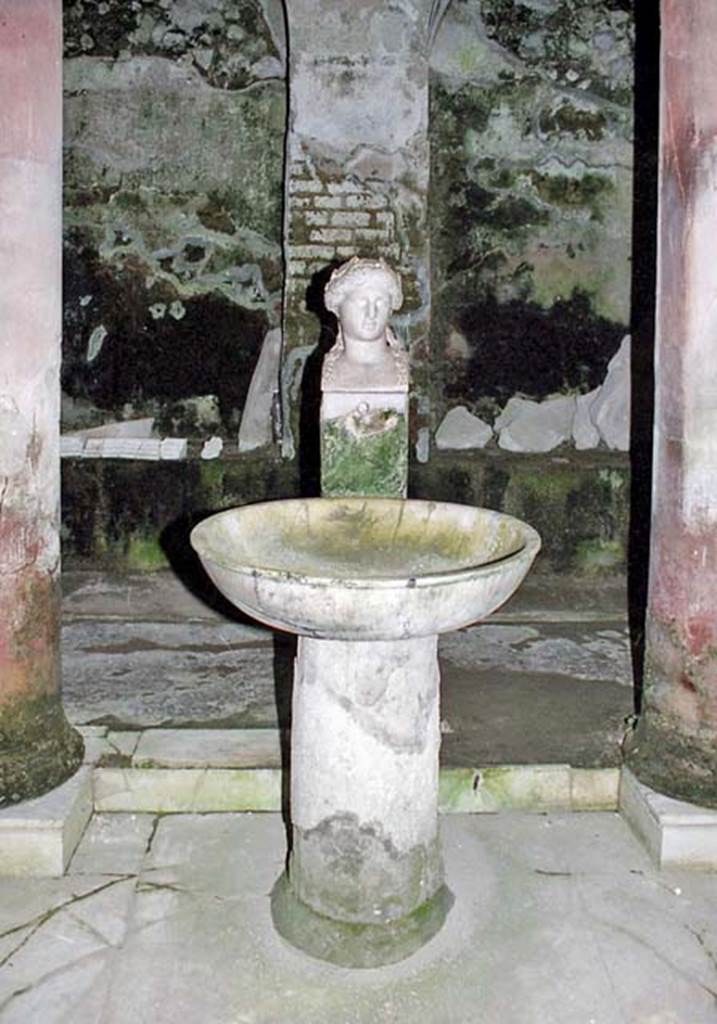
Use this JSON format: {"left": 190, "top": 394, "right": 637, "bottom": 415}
{"left": 342, "top": 332, "right": 392, "bottom": 367}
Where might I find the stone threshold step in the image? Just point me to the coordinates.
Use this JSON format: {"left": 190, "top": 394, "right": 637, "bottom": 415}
{"left": 4, "top": 729, "right": 717, "bottom": 877}
{"left": 93, "top": 764, "right": 619, "bottom": 815}
{"left": 84, "top": 726, "right": 619, "bottom": 814}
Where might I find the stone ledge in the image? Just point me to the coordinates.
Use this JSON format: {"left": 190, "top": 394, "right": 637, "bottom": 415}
{"left": 619, "top": 766, "right": 717, "bottom": 869}
{"left": 93, "top": 759, "right": 618, "bottom": 816}
{"left": 93, "top": 767, "right": 282, "bottom": 813}
{"left": 0, "top": 766, "right": 93, "bottom": 877}
{"left": 86, "top": 728, "right": 620, "bottom": 814}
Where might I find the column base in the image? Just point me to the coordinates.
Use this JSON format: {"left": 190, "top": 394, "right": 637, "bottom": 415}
{"left": 0, "top": 695, "right": 84, "bottom": 806}
{"left": 625, "top": 715, "right": 717, "bottom": 809}
{"left": 271, "top": 871, "right": 453, "bottom": 968}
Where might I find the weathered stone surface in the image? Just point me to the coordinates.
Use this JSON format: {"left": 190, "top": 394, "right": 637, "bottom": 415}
{"left": 496, "top": 394, "right": 576, "bottom": 452}
{"left": 435, "top": 406, "right": 493, "bottom": 450}
{"left": 238, "top": 327, "right": 281, "bottom": 451}
{"left": 591, "top": 334, "right": 630, "bottom": 451}
{"left": 200, "top": 436, "right": 223, "bottom": 459}
{"left": 282, "top": 0, "right": 433, "bottom": 458}
{"left": 430, "top": 0, "right": 632, "bottom": 421}
{"left": 1, "top": 0, "right": 84, "bottom": 804}
{"left": 572, "top": 387, "right": 601, "bottom": 449}
{"left": 63, "top": 16, "right": 284, "bottom": 437}
{"left": 63, "top": 0, "right": 285, "bottom": 90}
{"left": 0, "top": 767, "right": 92, "bottom": 877}
{"left": 132, "top": 728, "right": 282, "bottom": 769}
{"left": 412, "top": 449, "right": 629, "bottom": 577}
{"left": 60, "top": 451, "right": 299, "bottom": 570}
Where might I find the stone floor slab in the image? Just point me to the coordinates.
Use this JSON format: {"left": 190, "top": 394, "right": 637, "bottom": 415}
{"left": 33, "top": 812, "right": 709, "bottom": 1024}
{"left": 132, "top": 728, "right": 283, "bottom": 769}
{"left": 68, "top": 813, "right": 157, "bottom": 876}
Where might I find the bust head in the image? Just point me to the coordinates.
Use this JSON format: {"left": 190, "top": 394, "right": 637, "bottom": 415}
{"left": 322, "top": 257, "right": 407, "bottom": 391}
{"left": 324, "top": 257, "right": 403, "bottom": 332}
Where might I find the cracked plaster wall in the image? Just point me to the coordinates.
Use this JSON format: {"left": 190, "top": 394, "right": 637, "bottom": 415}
{"left": 429, "top": 0, "right": 634, "bottom": 426}
{"left": 62, "top": 0, "right": 286, "bottom": 437}
{"left": 62, "top": 0, "right": 635, "bottom": 443}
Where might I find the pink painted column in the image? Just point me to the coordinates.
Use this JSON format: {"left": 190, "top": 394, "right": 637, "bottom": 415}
{"left": 0, "top": 0, "right": 83, "bottom": 803}
{"left": 627, "top": 0, "right": 717, "bottom": 806}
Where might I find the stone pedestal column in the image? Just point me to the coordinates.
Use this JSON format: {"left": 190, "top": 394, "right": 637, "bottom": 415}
{"left": 281, "top": 0, "right": 435, "bottom": 459}
{"left": 271, "top": 634, "right": 452, "bottom": 967}
{"left": 627, "top": 0, "right": 717, "bottom": 807}
{"left": 0, "top": 0, "right": 83, "bottom": 804}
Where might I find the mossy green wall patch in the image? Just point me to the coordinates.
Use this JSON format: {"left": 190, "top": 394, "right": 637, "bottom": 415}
{"left": 63, "top": 9, "right": 284, "bottom": 438}
{"left": 429, "top": 0, "right": 633, "bottom": 423}
{"left": 411, "top": 449, "right": 628, "bottom": 577}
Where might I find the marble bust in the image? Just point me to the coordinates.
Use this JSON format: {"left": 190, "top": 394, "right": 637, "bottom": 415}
{"left": 321, "top": 257, "right": 409, "bottom": 392}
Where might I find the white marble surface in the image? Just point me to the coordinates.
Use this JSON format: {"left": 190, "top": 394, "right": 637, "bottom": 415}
{"left": 0, "top": 768, "right": 93, "bottom": 878}
{"left": 1, "top": 812, "right": 716, "bottom": 1023}
{"left": 435, "top": 406, "right": 492, "bottom": 450}
{"left": 496, "top": 394, "right": 576, "bottom": 453}
{"left": 620, "top": 767, "right": 717, "bottom": 869}
{"left": 133, "top": 728, "right": 283, "bottom": 769}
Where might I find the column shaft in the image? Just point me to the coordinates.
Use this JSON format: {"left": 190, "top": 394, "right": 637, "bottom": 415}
{"left": 0, "top": 0, "right": 83, "bottom": 803}
{"left": 629, "top": 0, "right": 717, "bottom": 805}
{"left": 290, "top": 634, "right": 442, "bottom": 922}
{"left": 281, "top": 0, "right": 433, "bottom": 459}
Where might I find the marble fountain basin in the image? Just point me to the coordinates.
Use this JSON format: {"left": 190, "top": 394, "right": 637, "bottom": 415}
{"left": 190, "top": 496, "right": 541, "bottom": 641}
{"left": 190, "top": 496, "right": 540, "bottom": 967}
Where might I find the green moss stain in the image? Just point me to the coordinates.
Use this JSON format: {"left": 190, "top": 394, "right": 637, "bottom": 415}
{"left": 321, "top": 414, "right": 408, "bottom": 499}
{"left": 575, "top": 538, "right": 624, "bottom": 575}
{"left": 438, "top": 766, "right": 569, "bottom": 812}
{"left": 0, "top": 693, "right": 84, "bottom": 805}
{"left": 410, "top": 451, "right": 628, "bottom": 578}
{"left": 530, "top": 171, "right": 612, "bottom": 212}
{"left": 429, "top": 2, "right": 633, "bottom": 408}
{"left": 271, "top": 871, "right": 453, "bottom": 968}
{"left": 538, "top": 104, "right": 608, "bottom": 141}
{"left": 125, "top": 535, "right": 169, "bottom": 571}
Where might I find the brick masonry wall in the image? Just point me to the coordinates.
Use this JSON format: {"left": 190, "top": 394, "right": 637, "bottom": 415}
{"left": 287, "top": 163, "right": 400, "bottom": 338}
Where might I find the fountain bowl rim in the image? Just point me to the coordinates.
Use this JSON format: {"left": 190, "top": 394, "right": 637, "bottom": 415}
{"left": 189, "top": 496, "right": 542, "bottom": 589}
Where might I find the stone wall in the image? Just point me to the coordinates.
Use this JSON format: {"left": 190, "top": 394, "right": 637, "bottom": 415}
{"left": 429, "top": 0, "right": 633, "bottom": 431}
{"left": 58, "top": 1, "right": 638, "bottom": 575}
{"left": 62, "top": 0, "right": 286, "bottom": 438}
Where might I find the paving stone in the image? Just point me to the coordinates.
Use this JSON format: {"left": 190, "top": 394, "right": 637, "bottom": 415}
{"left": 439, "top": 765, "right": 572, "bottom": 813}
{"left": 439, "top": 622, "right": 632, "bottom": 685}
{"left": 106, "top": 731, "right": 142, "bottom": 759}
{"left": 68, "top": 813, "right": 157, "bottom": 876}
{"left": 94, "top": 768, "right": 282, "bottom": 814}
{"left": 570, "top": 767, "right": 620, "bottom": 810}
{"left": 91, "top": 814, "right": 717, "bottom": 1023}
{"left": 132, "top": 728, "right": 283, "bottom": 769}
{"left": 0, "top": 875, "right": 135, "bottom": 1022}
{"left": 62, "top": 620, "right": 289, "bottom": 729}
